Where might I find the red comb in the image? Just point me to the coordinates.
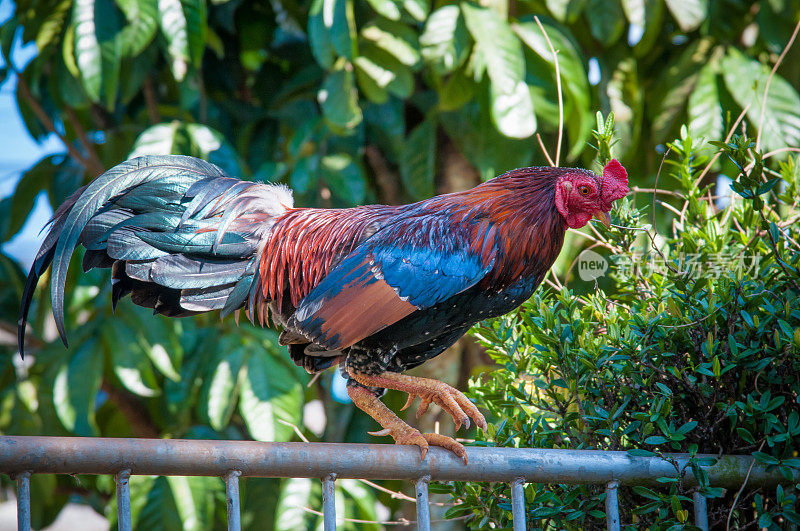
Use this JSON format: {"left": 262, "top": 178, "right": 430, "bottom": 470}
{"left": 601, "top": 159, "right": 629, "bottom": 208}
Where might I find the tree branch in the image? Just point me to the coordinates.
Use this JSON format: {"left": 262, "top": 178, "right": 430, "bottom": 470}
{"left": 101, "top": 380, "right": 160, "bottom": 438}
{"left": 64, "top": 107, "right": 105, "bottom": 176}
{"left": 16, "top": 76, "right": 104, "bottom": 177}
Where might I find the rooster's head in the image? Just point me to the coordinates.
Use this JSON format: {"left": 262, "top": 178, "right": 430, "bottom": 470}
{"left": 555, "top": 159, "right": 629, "bottom": 229}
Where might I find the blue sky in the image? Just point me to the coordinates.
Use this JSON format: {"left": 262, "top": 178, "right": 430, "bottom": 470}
{"left": 0, "top": 0, "right": 61, "bottom": 269}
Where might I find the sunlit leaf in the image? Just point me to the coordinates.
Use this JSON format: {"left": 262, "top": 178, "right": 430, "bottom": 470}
{"left": 116, "top": 0, "right": 159, "bottom": 56}
{"left": 722, "top": 48, "right": 800, "bottom": 153}
{"left": 238, "top": 352, "right": 304, "bottom": 442}
{"left": 53, "top": 339, "right": 102, "bottom": 436}
{"left": 420, "top": 5, "right": 470, "bottom": 76}
{"left": 665, "top": 0, "right": 707, "bottom": 31}
{"left": 319, "top": 63, "right": 363, "bottom": 130}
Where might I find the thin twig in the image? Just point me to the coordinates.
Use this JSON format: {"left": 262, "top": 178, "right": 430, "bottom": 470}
{"left": 756, "top": 19, "right": 800, "bottom": 151}
{"left": 536, "top": 133, "right": 555, "bottom": 167}
{"left": 694, "top": 104, "right": 751, "bottom": 187}
{"left": 276, "top": 418, "right": 310, "bottom": 443}
{"left": 534, "top": 15, "right": 563, "bottom": 166}
{"left": 726, "top": 441, "right": 765, "bottom": 531}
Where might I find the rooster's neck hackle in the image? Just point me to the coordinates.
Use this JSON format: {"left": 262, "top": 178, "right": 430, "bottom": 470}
{"left": 430, "top": 166, "right": 567, "bottom": 287}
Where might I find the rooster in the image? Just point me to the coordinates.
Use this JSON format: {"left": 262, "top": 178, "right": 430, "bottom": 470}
{"left": 19, "top": 155, "right": 628, "bottom": 462}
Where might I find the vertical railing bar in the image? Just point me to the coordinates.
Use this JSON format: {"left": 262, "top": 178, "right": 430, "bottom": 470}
{"left": 693, "top": 491, "right": 709, "bottom": 531}
{"left": 15, "top": 471, "right": 31, "bottom": 531}
{"left": 605, "top": 480, "right": 621, "bottom": 531}
{"left": 511, "top": 477, "right": 526, "bottom": 531}
{"left": 322, "top": 473, "right": 337, "bottom": 531}
{"left": 224, "top": 471, "right": 242, "bottom": 531}
{"left": 415, "top": 476, "right": 431, "bottom": 531}
{"left": 115, "top": 469, "right": 132, "bottom": 531}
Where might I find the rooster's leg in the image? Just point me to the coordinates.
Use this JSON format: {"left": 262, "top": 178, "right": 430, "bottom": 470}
{"left": 347, "top": 385, "right": 469, "bottom": 463}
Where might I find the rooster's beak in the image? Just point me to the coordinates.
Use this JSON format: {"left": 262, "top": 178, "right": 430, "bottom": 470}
{"left": 593, "top": 210, "right": 611, "bottom": 228}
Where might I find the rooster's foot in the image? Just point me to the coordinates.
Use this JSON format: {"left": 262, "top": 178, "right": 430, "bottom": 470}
{"left": 348, "top": 384, "right": 470, "bottom": 464}
{"left": 348, "top": 371, "right": 487, "bottom": 432}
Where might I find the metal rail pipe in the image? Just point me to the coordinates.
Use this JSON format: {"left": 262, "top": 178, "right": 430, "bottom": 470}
{"left": 0, "top": 436, "right": 793, "bottom": 487}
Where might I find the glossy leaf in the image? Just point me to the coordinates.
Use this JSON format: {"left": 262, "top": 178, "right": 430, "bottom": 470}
{"left": 664, "top": 0, "right": 707, "bottom": 31}
{"left": 420, "top": 5, "right": 469, "bottom": 75}
{"left": 687, "top": 62, "right": 723, "bottom": 143}
{"left": 319, "top": 63, "right": 363, "bottom": 130}
{"left": 722, "top": 48, "right": 800, "bottom": 153}
{"left": 116, "top": 0, "right": 159, "bottom": 56}
{"left": 238, "top": 351, "right": 304, "bottom": 442}
{"left": 53, "top": 338, "right": 103, "bottom": 436}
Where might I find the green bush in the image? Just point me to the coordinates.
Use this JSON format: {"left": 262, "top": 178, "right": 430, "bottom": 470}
{"left": 445, "top": 130, "right": 800, "bottom": 529}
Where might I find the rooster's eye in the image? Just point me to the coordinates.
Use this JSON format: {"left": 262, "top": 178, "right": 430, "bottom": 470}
{"left": 579, "top": 185, "right": 590, "bottom": 196}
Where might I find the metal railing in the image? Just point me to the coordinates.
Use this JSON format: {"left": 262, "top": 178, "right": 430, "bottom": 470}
{"left": 0, "top": 436, "right": 793, "bottom": 530}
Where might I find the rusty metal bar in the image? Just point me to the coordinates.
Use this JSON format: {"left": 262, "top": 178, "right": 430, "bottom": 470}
{"left": 693, "top": 491, "right": 709, "bottom": 531}
{"left": 510, "top": 478, "right": 525, "bottom": 531}
{"left": 0, "top": 437, "right": 792, "bottom": 488}
{"left": 605, "top": 480, "right": 620, "bottom": 531}
{"left": 415, "top": 476, "right": 431, "bottom": 531}
{"left": 224, "top": 471, "right": 241, "bottom": 531}
{"left": 322, "top": 473, "right": 336, "bottom": 531}
{"left": 115, "top": 469, "right": 132, "bottom": 531}
{"left": 15, "top": 471, "right": 31, "bottom": 531}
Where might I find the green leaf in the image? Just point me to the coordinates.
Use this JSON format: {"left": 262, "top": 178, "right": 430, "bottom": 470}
{"left": 664, "top": 0, "right": 707, "bottom": 31}
{"left": 116, "top": 0, "right": 159, "bottom": 56}
{"left": 585, "top": 0, "right": 625, "bottom": 46}
{"left": 274, "top": 478, "right": 319, "bottom": 531}
{"left": 202, "top": 345, "right": 246, "bottom": 430}
{"left": 308, "top": 0, "right": 356, "bottom": 65}
{"left": 36, "top": 0, "right": 72, "bottom": 51}
{"left": 364, "top": 0, "right": 401, "bottom": 20}
{"left": 440, "top": 100, "right": 534, "bottom": 180}
{"left": 650, "top": 39, "right": 713, "bottom": 142}
{"left": 420, "top": 5, "right": 470, "bottom": 76}
{"left": 461, "top": 3, "right": 522, "bottom": 89}
{"left": 238, "top": 352, "right": 305, "bottom": 442}
{"left": 158, "top": 0, "right": 203, "bottom": 81}
{"left": 130, "top": 122, "right": 242, "bottom": 176}
{"left": 645, "top": 435, "right": 668, "bottom": 444}
{"left": 721, "top": 48, "right": 800, "bottom": 153}
{"left": 546, "top": 0, "right": 586, "bottom": 23}
{"left": 53, "top": 339, "right": 103, "bottom": 436}
{"left": 106, "top": 322, "right": 160, "bottom": 398}
{"left": 688, "top": 62, "right": 723, "bottom": 143}
{"left": 627, "top": 448, "right": 656, "bottom": 457}
{"left": 361, "top": 20, "right": 419, "bottom": 68}
{"left": 606, "top": 57, "right": 641, "bottom": 157}
{"left": 514, "top": 18, "right": 591, "bottom": 157}
{"left": 6, "top": 156, "right": 55, "bottom": 240}
{"left": 462, "top": 3, "right": 534, "bottom": 138}
{"left": 319, "top": 63, "right": 363, "bottom": 130}
{"left": 308, "top": 0, "right": 335, "bottom": 68}
{"left": 119, "top": 476, "right": 182, "bottom": 531}
{"left": 320, "top": 153, "right": 367, "bottom": 204}
{"left": 490, "top": 78, "right": 536, "bottom": 139}
{"left": 71, "top": 0, "right": 103, "bottom": 101}
{"left": 400, "top": 118, "right": 435, "bottom": 199}
{"left": 403, "top": 0, "right": 429, "bottom": 22}
{"left": 166, "top": 476, "right": 220, "bottom": 531}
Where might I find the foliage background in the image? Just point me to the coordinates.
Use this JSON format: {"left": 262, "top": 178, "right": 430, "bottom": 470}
{"left": 0, "top": 0, "right": 799, "bottom": 527}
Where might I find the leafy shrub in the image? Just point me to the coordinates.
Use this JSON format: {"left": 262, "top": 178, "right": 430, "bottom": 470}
{"left": 447, "top": 130, "right": 800, "bottom": 529}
